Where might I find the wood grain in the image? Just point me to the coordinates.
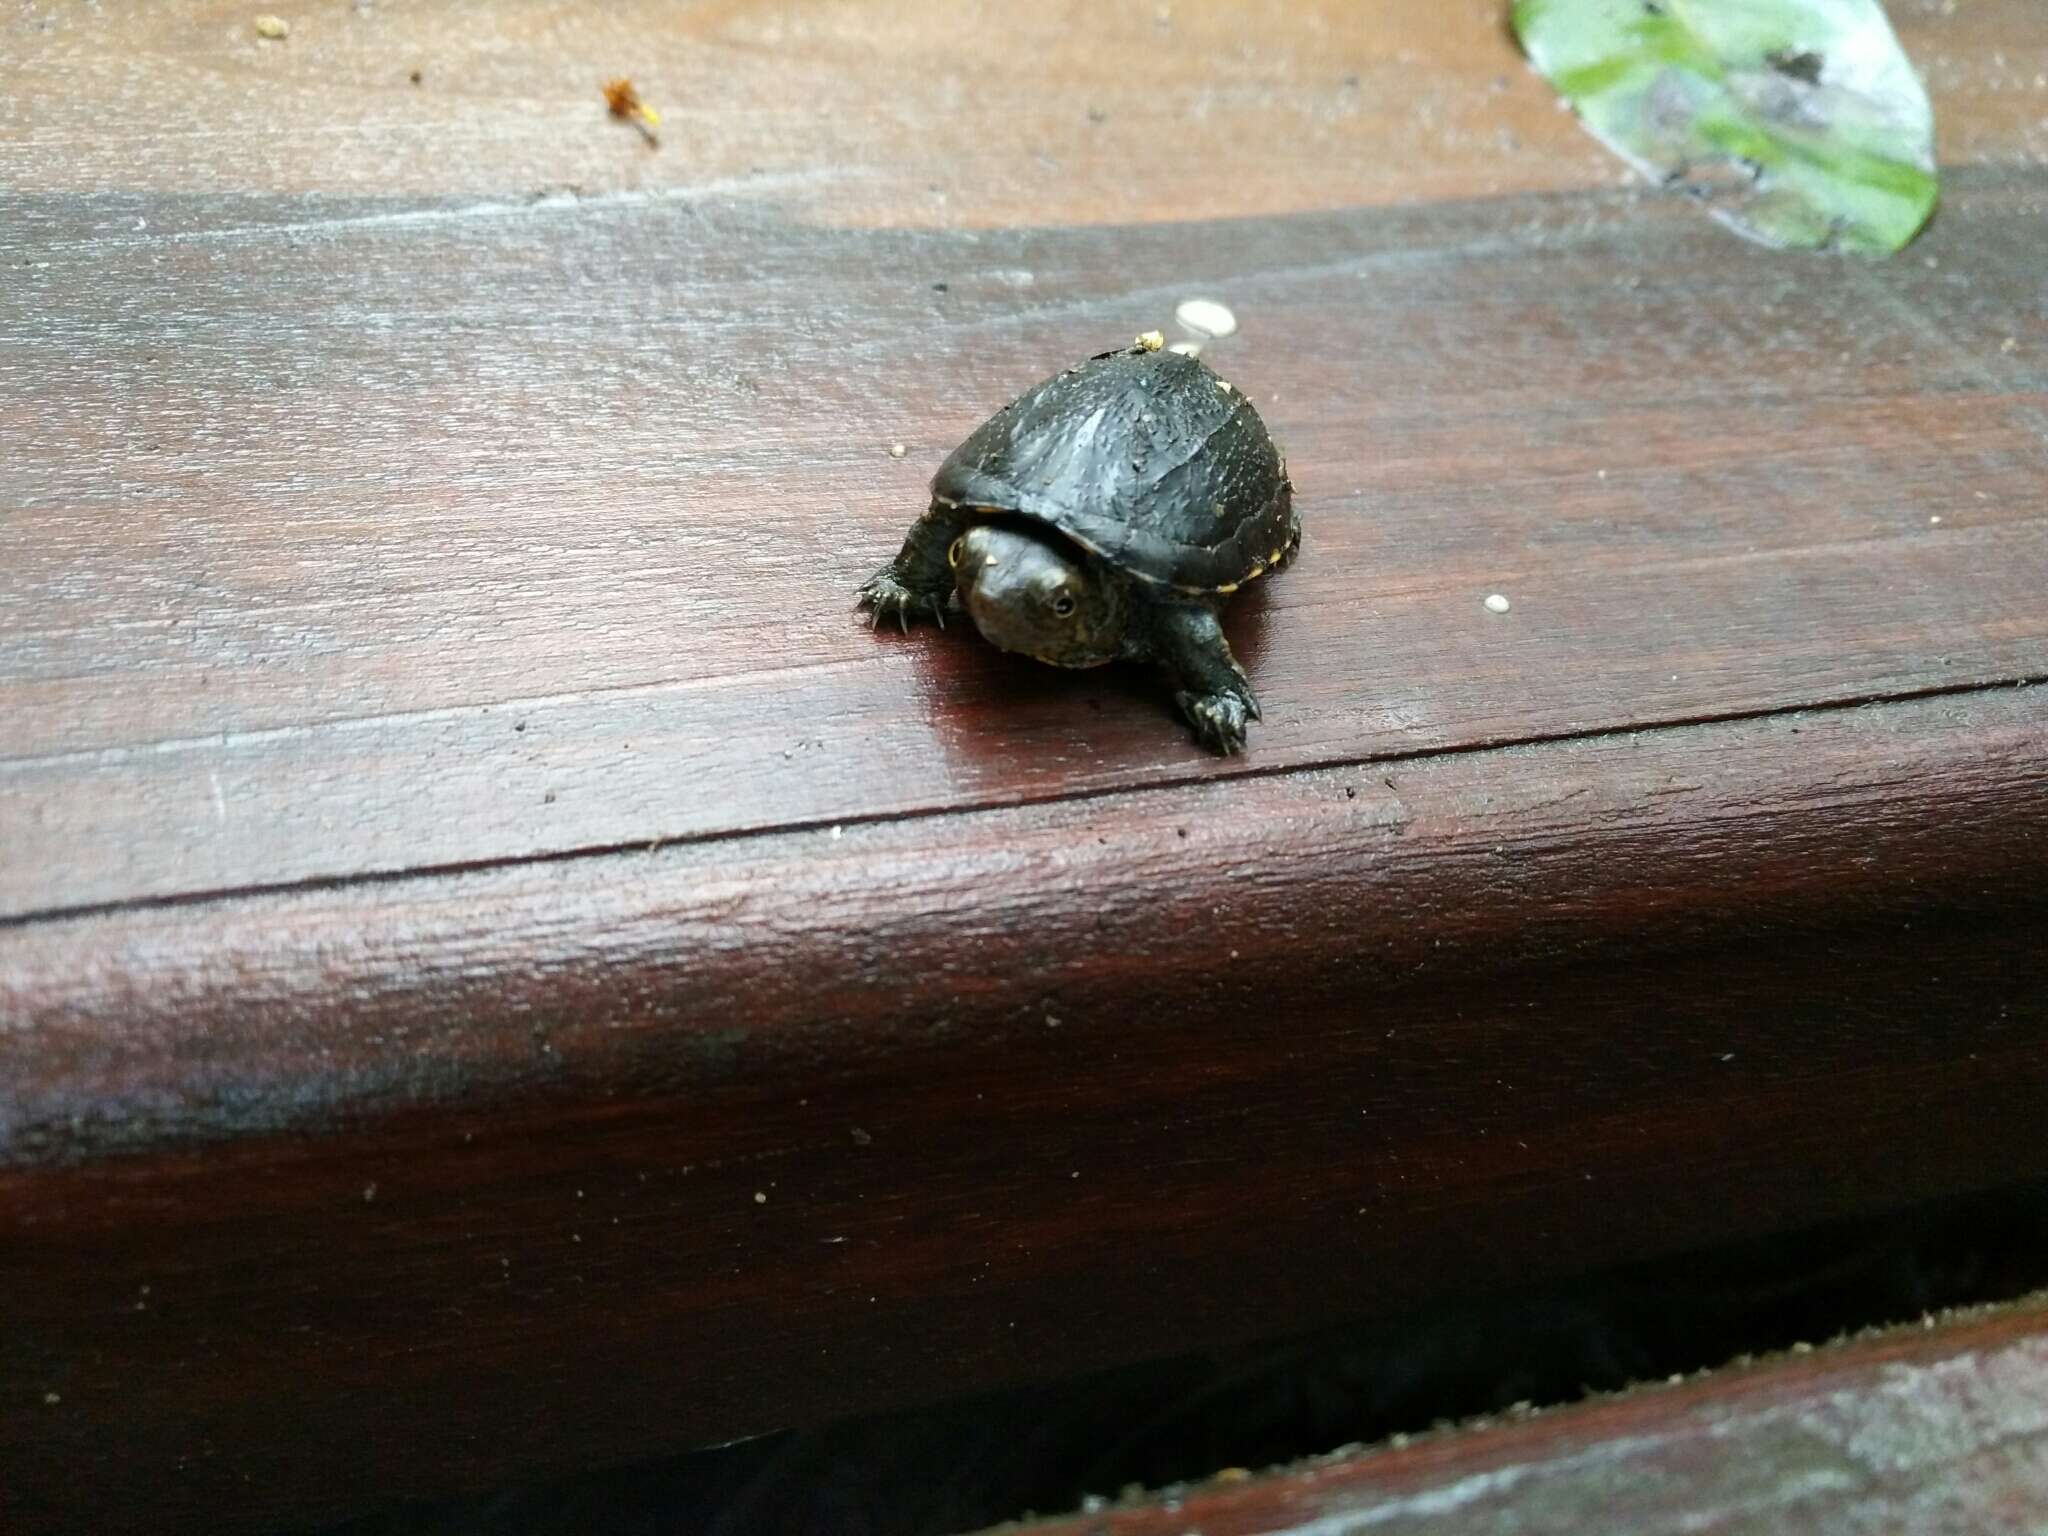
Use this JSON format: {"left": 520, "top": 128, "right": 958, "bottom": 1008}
{"left": 6, "top": 169, "right": 2046, "bottom": 918}
{"left": 1001, "top": 1293, "right": 2048, "bottom": 1536}
{"left": 5, "top": 689, "right": 2048, "bottom": 1530}
{"left": 6, "top": 1, "right": 2048, "bottom": 1529}
{"left": 5, "top": 1, "right": 2043, "bottom": 225}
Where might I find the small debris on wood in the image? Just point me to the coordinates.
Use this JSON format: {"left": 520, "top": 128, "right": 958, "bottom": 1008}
{"left": 253, "top": 14, "right": 289, "bottom": 41}
{"left": 408, "top": 68, "right": 422, "bottom": 86}
{"left": 1175, "top": 297, "right": 1238, "bottom": 339}
{"left": 888, "top": 443, "right": 907, "bottom": 459}
{"left": 1485, "top": 593, "right": 1512, "bottom": 614}
{"left": 1134, "top": 330, "right": 1165, "bottom": 352}
{"left": 602, "top": 77, "right": 661, "bottom": 147}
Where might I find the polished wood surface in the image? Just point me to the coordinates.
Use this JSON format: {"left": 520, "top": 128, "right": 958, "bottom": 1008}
{"left": 1004, "top": 1293, "right": 2048, "bottom": 1536}
{"left": 4, "top": 1, "right": 2047, "bottom": 1530}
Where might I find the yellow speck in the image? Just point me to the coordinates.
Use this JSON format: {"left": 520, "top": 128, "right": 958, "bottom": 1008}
{"left": 1134, "top": 330, "right": 1165, "bottom": 352}
{"left": 1214, "top": 581, "right": 1238, "bottom": 594}
{"left": 253, "top": 14, "right": 289, "bottom": 39}
{"left": 1214, "top": 1467, "right": 1251, "bottom": 1484}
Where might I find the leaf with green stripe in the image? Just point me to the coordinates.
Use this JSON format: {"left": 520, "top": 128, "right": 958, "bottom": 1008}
{"left": 1513, "top": 0, "right": 1937, "bottom": 253}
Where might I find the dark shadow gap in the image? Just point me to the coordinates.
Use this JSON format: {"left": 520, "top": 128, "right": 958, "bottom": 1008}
{"left": 315, "top": 1177, "right": 2048, "bottom": 1536}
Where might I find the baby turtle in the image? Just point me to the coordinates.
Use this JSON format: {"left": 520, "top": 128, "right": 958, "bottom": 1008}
{"left": 858, "top": 335, "right": 1297, "bottom": 753}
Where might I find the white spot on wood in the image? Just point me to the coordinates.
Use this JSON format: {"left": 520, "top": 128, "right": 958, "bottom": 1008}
{"left": 754, "top": 1191, "right": 768, "bottom": 1204}
{"left": 209, "top": 771, "right": 227, "bottom": 823}
{"left": 888, "top": 443, "right": 907, "bottom": 458}
{"left": 253, "top": 14, "right": 289, "bottom": 40}
{"left": 1484, "top": 593, "right": 1511, "bottom": 614}
{"left": 1175, "top": 298, "right": 1238, "bottom": 338}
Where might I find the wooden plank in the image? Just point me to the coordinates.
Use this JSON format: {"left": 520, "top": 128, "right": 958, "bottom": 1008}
{"left": 6, "top": 169, "right": 2046, "bottom": 918}
{"left": 6, "top": 2, "right": 2048, "bottom": 1529}
{"left": 4, "top": 1, "right": 2038, "bottom": 222}
{"left": 1002, "top": 1294, "right": 2048, "bottom": 1536}
{"left": 4, "top": 688, "right": 2046, "bottom": 1529}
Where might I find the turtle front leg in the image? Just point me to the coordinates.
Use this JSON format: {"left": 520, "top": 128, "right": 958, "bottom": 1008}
{"left": 1149, "top": 601, "right": 1261, "bottom": 755}
{"left": 858, "top": 501, "right": 972, "bottom": 632}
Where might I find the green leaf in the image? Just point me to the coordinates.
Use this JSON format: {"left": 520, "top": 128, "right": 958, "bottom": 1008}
{"left": 1513, "top": 0, "right": 1938, "bottom": 253}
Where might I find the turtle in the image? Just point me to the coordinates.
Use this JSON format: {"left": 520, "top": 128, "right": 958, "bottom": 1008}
{"left": 857, "top": 334, "right": 1298, "bottom": 753}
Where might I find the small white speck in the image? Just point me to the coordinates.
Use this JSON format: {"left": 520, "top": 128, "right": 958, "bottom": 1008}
{"left": 1930, "top": 515, "right": 1943, "bottom": 525}
{"left": 1484, "top": 593, "right": 1511, "bottom": 614}
{"left": 1175, "top": 298, "right": 1238, "bottom": 338}
{"left": 829, "top": 825, "right": 843, "bottom": 840}
{"left": 362, "top": 1182, "right": 377, "bottom": 1203}
{"left": 253, "top": 14, "right": 289, "bottom": 40}
{"left": 1596, "top": 469, "right": 1607, "bottom": 480}
{"left": 754, "top": 1191, "right": 768, "bottom": 1204}
{"left": 888, "top": 443, "right": 907, "bottom": 458}
{"left": 43, "top": 1392, "right": 60, "bottom": 1406}
{"left": 2002, "top": 336, "right": 2019, "bottom": 352}
{"left": 1720, "top": 1052, "right": 1735, "bottom": 1062}
{"left": 1167, "top": 340, "right": 1202, "bottom": 357}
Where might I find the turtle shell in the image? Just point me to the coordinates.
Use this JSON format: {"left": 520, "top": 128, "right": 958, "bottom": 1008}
{"left": 930, "top": 345, "right": 1294, "bottom": 593}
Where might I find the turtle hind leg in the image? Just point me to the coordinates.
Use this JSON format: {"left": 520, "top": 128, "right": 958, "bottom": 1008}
{"left": 858, "top": 501, "right": 970, "bottom": 632}
{"left": 1148, "top": 600, "right": 1260, "bottom": 755}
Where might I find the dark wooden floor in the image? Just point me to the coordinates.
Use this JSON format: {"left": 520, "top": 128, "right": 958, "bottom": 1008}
{"left": 1010, "top": 1292, "right": 2048, "bottom": 1536}
{"left": 3, "top": 2, "right": 2046, "bottom": 1531}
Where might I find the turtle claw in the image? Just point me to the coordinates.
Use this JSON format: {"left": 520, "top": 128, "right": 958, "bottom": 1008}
{"left": 1177, "top": 689, "right": 1254, "bottom": 756}
{"left": 858, "top": 567, "right": 950, "bottom": 635}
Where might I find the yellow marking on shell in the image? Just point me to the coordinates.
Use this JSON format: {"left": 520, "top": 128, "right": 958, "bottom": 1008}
{"left": 1268, "top": 548, "right": 1285, "bottom": 564}
{"left": 1214, "top": 581, "right": 1239, "bottom": 594}
{"left": 1134, "top": 330, "right": 1165, "bottom": 352}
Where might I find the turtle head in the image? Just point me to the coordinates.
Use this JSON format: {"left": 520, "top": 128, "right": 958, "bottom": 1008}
{"left": 950, "top": 521, "right": 1126, "bottom": 669}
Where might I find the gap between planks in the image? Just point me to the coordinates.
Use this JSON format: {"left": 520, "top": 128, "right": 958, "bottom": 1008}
{"left": 2, "top": 669, "right": 2039, "bottom": 935}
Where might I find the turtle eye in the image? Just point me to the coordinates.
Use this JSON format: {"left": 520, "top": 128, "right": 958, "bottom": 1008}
{"left": 1051, "top": 591, "right": 1077, "bottom": 618}
{"left": 947, "top": 536, "right": 966, "bottom": 568}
